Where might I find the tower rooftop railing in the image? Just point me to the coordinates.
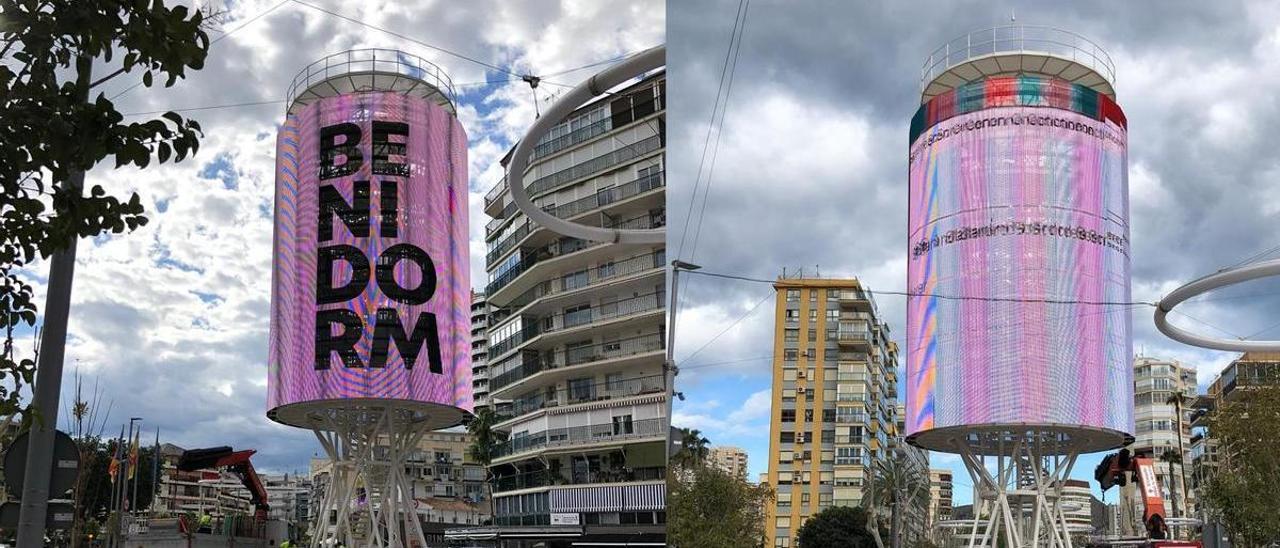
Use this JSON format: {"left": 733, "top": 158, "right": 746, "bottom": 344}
{"left": 920, "top": 25, "right": 1116, "bottom": 103}
{"left": 285, "top": 48, "right": 456, "bottom": 116}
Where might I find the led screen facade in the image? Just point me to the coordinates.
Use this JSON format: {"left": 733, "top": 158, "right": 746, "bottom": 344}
{"left": 905, "top": 77, "right": 1132, "bottom": 446}
{"left": 268, "top": 91, "right": 471, "bottom": 424}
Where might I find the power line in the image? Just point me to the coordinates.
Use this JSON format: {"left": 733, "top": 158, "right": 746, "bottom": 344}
{"left": 109, "top": 0, "right": 291, "bottom": 101}
{"left": 676, "top": 0, "right": 748, "bottom": 262}
{"left": 678, "top": 290, "right": 774, "bottom": 366}
{"left": 687, "top": 0, "right": 749, "bottom": 262}
{"left": 289, "top": 0, "right": 519, "bottom": 77}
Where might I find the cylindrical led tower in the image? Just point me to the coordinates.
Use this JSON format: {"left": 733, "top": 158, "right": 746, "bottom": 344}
{"left": 267, "top": 49, "right": 469, "bottom": 547}
{"left": 906, "top": 27, "right": 1132, "bottom": 548}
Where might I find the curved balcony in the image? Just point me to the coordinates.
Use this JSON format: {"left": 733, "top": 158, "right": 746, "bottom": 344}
{"left": 490, "top": 334, "right": 666, "bottom": 394}
{"left": 503, "top": 374, "right": 666, "bottom": 419}
{"left": 492, "top": 250, "right": 666, "bottom": 322}
{"left": 486, "top": 171, "right": 665, "bottom": 262}
{"left": 493, "top": 466, "right": 666, "bottom": 494}
{"left": 493, "top": 417, "right": 667, "bottom": 461}
{"left": 485, "top": 213, "right": 664, "bottom": 300}
{"left": 487, "top": 291, "right": 666, "bottom": 362}
{"left": 484, "top": 94, "right": 665, "bottom": 212}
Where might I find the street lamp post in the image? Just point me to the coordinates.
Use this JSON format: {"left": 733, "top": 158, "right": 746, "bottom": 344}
{"left": 665, "top": 260, "right": 700, "bottom": 465}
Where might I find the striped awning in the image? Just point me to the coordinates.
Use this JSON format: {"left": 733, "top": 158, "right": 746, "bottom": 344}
{"left": 622, "top": 483, "right": 665, "bottom": 511}
{"left": 551, "top": 485, "right": 624, "bottom": 513}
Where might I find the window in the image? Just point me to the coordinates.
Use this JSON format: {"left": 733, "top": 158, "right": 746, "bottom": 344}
{"left": 785, "top": 329, "right": 800, "bottom": 342}
{"left": 809, "top": 290, "right": 817, "bottom": 302}
{"left": 823, "top": 409, "right": 836, "bottom": 422}
{"left": 605, "top": 372, "right": 624, "bottom": 392}
{"left": 568, "top": 377, "right": 595, "bottom": 401}
{"left": 597, "top": 261, "right": 616, "bottom": 279}
{"left": 785, "top": 309, "right": 799, "bottom": 322}
{"left": 807, "top": 329, "right": 817, "bottom": 342}
{"left": 781, "top": 409, "right": 796, "bottom": 423}
{"left": 612, "top": 414, "right": 634, "bottom": 435}
{"left": 786, "top": 289, "right": 800, "bottom": 301}
{"left": 809, "top": 309, "right": 818, "bottom": 321}
{"left": 780, "top": 432, "right": 795, "bottom": 443}
{"left": 826, "top": 309, "right": 839, "bottom": 320}
{"left": 784, "top": 349, "right": 798, "bottom": 361}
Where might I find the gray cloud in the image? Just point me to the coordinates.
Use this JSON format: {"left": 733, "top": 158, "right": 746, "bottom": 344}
{"left": 668, "top": 0, "right": 1280, "bottom": 434}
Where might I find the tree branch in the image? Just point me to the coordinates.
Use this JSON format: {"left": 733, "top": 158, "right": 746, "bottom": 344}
{"left": 89, "top": 66, "right": 128, "bottom": 89}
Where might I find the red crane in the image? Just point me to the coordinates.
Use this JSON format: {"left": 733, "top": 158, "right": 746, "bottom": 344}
{"left": 1094, "top": 448, "right": 1200, "bottom": 548}
{"left": 177, "top": 446, "right": 271, "bottom": 521}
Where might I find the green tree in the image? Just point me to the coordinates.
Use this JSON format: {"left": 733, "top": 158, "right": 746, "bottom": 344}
{"left": 1, "top": 0, "right": 209, "bottom": 422}
{"left": 1203, "top": 385, "right": 1280, "bottom": 548}
{"left": 668, "top": 463, "right": 772, "bottom": 548}
{"left": 796, "top": 505, "right": 883, "bottom": 548}
{"left": 672, "top": 427, "right": 709, "bottom": 467}
{"left": 466, "top": 406, "right": 508, "bottom": 523}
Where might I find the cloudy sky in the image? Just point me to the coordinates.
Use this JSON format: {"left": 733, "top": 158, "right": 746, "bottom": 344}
{"left": 16, "top": 0, "right": 662, "bottom": 473}
{"left": 667, "top": 0, "right": 1280, "bottom": 505}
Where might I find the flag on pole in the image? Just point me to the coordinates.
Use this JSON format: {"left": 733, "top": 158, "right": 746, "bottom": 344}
{"left": 109, "top": 426, "right": 124, "bottom": 483}
{"left": 128, "top": 430, "right": 140, "bottom": 480}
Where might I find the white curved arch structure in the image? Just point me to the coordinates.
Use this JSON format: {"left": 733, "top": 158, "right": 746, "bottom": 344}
{"left": 1155, "top": 259, "right": 1280, "bottom": 352}
{"left": 505, "top": 45, "right": 665, "bottom": 244}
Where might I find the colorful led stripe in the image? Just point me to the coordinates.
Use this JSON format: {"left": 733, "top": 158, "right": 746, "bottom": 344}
{"left": 905, "top": 77, "right": 1132, "bottom": 443}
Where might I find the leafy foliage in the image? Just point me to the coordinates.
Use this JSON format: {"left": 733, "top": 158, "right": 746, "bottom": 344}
{"left": 0, "top": 0, "right": 209, "bottom": 421}
{"left": 672, "top": 427, "right": 709, "bottom": 468}
{"left": 1204, "top": 385, "right": 1280, "bottom": 548}
{"left": 668, "top": 463, "right": 772, "bottom": 548}
{"left": 796, "top": 505, "right": 884, "bottom": 548}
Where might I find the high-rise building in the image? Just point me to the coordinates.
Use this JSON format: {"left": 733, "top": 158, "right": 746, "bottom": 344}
{"left": 471, "top": 291, "right": 492, "bottom": 408}
{"left": 765, "top": 278, "right": 902, "bottom": 548}
{"left": 1131, "top": 356, "right": 1197, "bottom": 520}
{"left": 476, "top": 70, "right": 667, "bottom": 546}
{"left": 927, "top": 468, "right": 953, "bottom": 539}
{"left": 709, "top": 446, "right": 749, "bottom": 480}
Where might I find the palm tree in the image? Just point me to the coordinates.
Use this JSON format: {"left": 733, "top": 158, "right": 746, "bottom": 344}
{"left": 872, "top": 452, "right": 926, "bottom": 548}
{"left": 1165, "top": 391, "right": 1191, "bottom": 521}
{"left": 466, "top": 407, "right": 508, "bottom": 522}
{"left": 1159, "top": 448, "right": 1182, "bottom": 525}
{"left": 673, "top": 427, "right": 710, "bottom": 468}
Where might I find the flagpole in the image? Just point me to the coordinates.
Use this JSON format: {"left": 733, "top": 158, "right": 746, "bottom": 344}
{"left": 108, "top": 425, "right": 123, "bottom": 548}
{"left": 129, "top": 428, "right": 141, "bottom": 522}
{"left": 151, "top": 428, "right": 160, "bottom": 513}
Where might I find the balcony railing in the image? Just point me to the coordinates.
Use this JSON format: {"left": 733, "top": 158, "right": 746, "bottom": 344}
{"left": 485, "top": 213, "right": 664, "bottom": 296}
{"left": 507, "top": 374, "right": 666, "bottom": 417}
{"left": 496, "top": 250, "right": 666, "bottom": 318}
{"left": 484, "top": 94, "right": 665, "bottom": 208}
{"left": 495, "top": 417, "right": 667, "bottom": 459}
{"left": 486, "top": 172, "right": 664, "bottom": 266}
{"left": 487, "top": 292, "right": 665, "bottom": 360}
{"left": 531, "top": 94, "right": 662, "bottom": 161}
{"left": 490, "top": 333, "right": 665, "bottom": 392}
{"left": 526, "top": 134, "right": 664, "bottom": 198}
{"left": 493, "top": 466, "right": 666, "bottom": 494}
